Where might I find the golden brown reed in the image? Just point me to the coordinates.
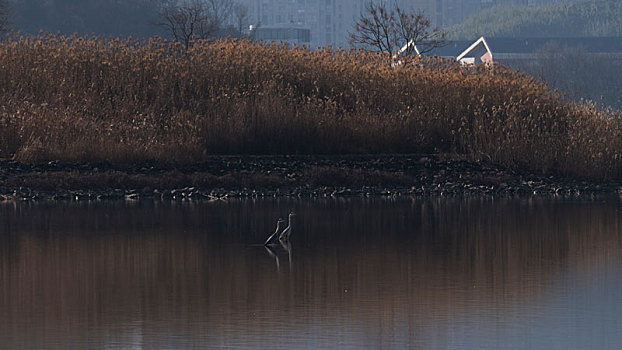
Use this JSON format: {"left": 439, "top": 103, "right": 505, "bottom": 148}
{"left": 0, "top": 34, "right": 620, "bottom": 179}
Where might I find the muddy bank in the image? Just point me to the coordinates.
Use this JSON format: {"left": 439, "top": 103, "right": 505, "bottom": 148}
{"left": 0, "top": 155, "right": 620, "bottom": 201}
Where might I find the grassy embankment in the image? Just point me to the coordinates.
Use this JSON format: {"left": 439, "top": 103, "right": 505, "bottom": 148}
{"left": 0, "top": 34, "right": 620, "bottom": 180}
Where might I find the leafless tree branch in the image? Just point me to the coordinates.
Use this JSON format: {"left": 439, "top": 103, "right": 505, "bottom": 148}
{"left": 232, "top": 3, "right": 248, "bottom": 35}
{"left": 159, "top": 0, "right": 237, "bottom": 49}
{"left": 350, "top": 3, "right": 445, "bottom": 58}
{"left": 205, "top": 0, "right": 233, "bottom": 28}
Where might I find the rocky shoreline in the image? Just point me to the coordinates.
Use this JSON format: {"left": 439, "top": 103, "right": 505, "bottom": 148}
{"left": 0, "top": 155, "right": 620, "bottom": 201}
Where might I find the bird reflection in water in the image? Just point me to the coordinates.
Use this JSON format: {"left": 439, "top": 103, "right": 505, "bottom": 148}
{"left": 264, "top": 241, "right": 291, "bottom": 272}
{"left": 264, "top": 244, "right": 281, "bottom": 271}
{"left": 264, "top": 214, "right": 295, "bottom": 271}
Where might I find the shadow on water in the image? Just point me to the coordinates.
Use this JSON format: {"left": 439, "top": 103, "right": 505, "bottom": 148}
{"left": 0, "top": 197, "right": 620, "bottom": 349}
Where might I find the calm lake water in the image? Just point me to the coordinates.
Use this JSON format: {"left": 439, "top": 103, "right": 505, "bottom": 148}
{"left": 0, "top": 197, "right": 621, "bottom": 349}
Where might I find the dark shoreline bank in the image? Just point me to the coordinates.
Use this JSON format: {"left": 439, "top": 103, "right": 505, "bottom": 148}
{"left": 1, "top": 155, "right": 620, "bottom": 201}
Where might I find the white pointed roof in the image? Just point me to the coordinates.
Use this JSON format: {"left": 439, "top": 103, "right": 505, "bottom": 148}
{"left": 456, "top": 37, "right": 493, "bottom": 65}
{"left": 395, "top": 40, "right": 421, "bottom": 57}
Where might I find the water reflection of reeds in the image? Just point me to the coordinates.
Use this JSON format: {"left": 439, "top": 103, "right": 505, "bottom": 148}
{"left": 0, "top": 198, "right": 620, "bottom": 349}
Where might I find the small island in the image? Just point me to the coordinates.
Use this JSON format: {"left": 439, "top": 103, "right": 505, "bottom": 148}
{"left": 0, "top": 35, "right": 620, "bottom": 200}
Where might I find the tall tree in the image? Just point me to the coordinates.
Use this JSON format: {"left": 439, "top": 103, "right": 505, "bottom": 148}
{"left": 350, "top": 3, "right": 445, "bottom": 56}
{"left": 159, "top": 0, "right": 219, "bottom": 49}
{"left": 205, "top": 0, "right": 234, "bottom": 29}
{"left": 159, "top": 0, "right": 244, "bottom": 48}
{"left": 232, "top": 2, "right": 249, "bottom": 35}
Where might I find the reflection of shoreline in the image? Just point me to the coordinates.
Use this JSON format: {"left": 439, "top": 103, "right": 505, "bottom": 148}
{"left": 0, "top": 199, "right": 620, "bottom": 348}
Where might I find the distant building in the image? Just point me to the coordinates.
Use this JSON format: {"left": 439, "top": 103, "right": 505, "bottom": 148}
{"left": 239, "top": 0, "right": 366, "bottom": 47}
{"left": 252, "top": 25, "right": 311, "bottom": 45}
{"left": 236, "top": 0, "right": 591, "bottom": 48}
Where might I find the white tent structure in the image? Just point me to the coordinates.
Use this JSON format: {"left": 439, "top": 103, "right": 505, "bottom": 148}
{"left": 456, "top": 37, "right": 493, "bottom": 66}
{"left": 395, "top": 40, "right": 421, "bottom": 57}
{"left": 392, "top": 40, "right": 421, "bottom": 67}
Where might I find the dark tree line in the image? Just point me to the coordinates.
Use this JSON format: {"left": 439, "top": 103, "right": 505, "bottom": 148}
{"left": 2, "top": 0, "right": 249, "bottom": 40}
{"left": 449, "top": 0, "right": 622, "bottom": 39}
{"left": 7, "top": 0, "right": 165, "bottom": 37}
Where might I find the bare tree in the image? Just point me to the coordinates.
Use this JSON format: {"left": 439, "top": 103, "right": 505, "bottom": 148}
{"left": 159, "top": 0, "right": 241, "bottom": 48}
{"left": 350, "top": 3, "right": 445, "bottom": 57}
{"left": 394, "top": 7, "right": 445, "bottom": 55}
{"left": 232, "top": 2, "right": 249, "bottom": 35}
{"left": 205, "top": 0, "right": 234, "bottom": 29}
{"left": 159, "top": 0, "right": 219, "bottom": 49}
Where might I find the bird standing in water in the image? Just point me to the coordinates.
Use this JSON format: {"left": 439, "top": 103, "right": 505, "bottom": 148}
{"left": 264, "top": 218, "right": 286, "bottom": 246}
{"left": 279, "top": 212, "right": 296, "bottom": 242}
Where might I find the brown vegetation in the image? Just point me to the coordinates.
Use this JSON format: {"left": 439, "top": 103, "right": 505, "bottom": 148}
{"left": 0, "top": 34, "right": 620, "bottom": 179}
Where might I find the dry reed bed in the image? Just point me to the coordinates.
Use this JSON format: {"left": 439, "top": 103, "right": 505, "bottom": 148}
{"left": 0, "top": 34, "right": 620, "bottom": 180}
